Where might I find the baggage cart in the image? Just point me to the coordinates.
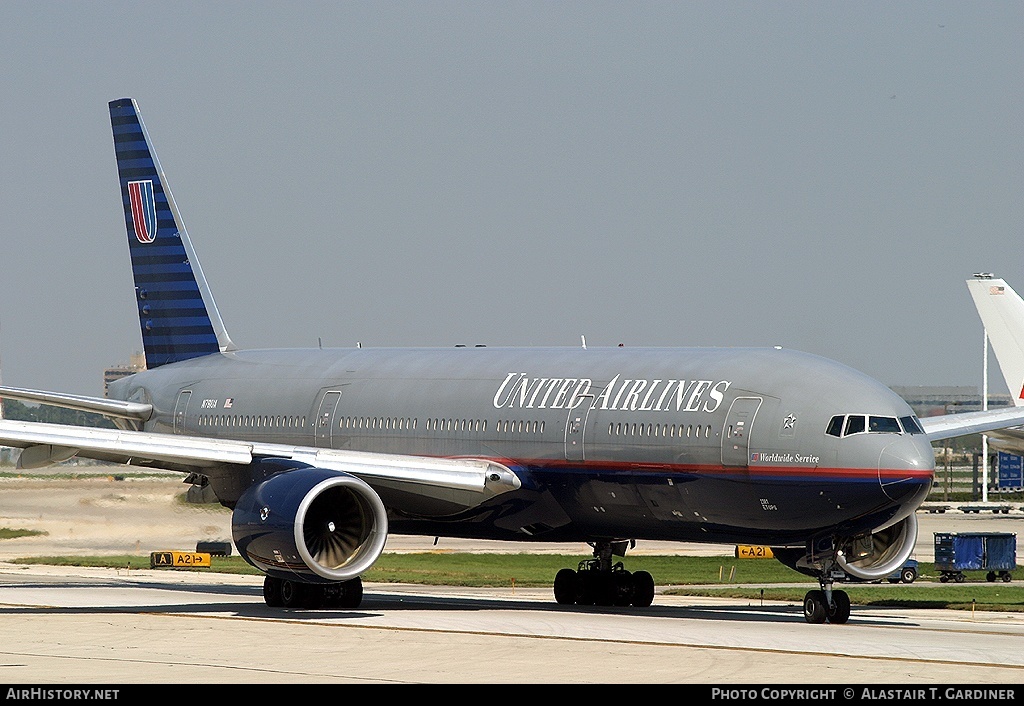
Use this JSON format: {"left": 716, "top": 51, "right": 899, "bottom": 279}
{"left": 934, "top": 532, "right": 1016, "bottom": 583}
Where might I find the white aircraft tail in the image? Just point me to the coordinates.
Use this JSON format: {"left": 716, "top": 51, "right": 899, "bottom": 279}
{"left": 967, "top": 275, "right": 1024, "bottom": 406}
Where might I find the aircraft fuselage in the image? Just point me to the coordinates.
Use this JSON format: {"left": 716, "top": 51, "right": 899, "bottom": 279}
{"left": 109, "top": 344, "right": 934, "bottom": 547}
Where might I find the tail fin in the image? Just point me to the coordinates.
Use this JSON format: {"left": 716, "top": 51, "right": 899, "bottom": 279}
{"left": 967, "top": 275, "right": 1024, "bottom": 405}
{"left": 109, "top": 98, "right": 235, "bottom": 369}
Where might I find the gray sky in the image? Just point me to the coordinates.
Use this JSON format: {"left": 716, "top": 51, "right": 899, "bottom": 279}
{"left": 0, "top": 2, "right": 1021, "bottom": 397}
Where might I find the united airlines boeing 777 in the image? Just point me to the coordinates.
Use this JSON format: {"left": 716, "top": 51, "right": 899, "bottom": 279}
{"left": 2, "top": 99, "right": 1022, "bottom": 624}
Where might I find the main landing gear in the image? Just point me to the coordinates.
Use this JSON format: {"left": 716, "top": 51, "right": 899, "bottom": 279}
{"left": 802, "top": 578, "right": 850, "bottom": 625}
{"left": 553, "top": 540, "right": 655, "bottom": 608}
{"left": 262, "top": 575, "right": 363, "bottom": 609}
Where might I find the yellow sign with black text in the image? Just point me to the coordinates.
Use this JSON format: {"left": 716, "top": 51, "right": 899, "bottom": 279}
{"left": 735, "top": 545, "right": 774, "bottom": 559}
{"left": 150, "top": 551, "right": 212, "bottom": 568}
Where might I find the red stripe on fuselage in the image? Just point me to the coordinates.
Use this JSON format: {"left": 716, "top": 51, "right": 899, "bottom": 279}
{"left": 460, "top": 456, "right": 933, "bottom": 481}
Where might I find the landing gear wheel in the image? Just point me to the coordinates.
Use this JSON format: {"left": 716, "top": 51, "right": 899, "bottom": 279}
{"left": 803, "top": 590, "right": 827, "bottom": 624}
{"left": 554, "top": 568, "right": 578, "bottom": 605}
{"left": 556, "top": 541, "right": 654, "bottom": 609}
{"left": 955, "top": 573, "right": 965, "bottom": 583}
{"left": 593, "top": 573, "right": 616, "bottom": 607}
{"left": 613, "top": 570, "right": 633, "bottom": 606}
{"left": 576, "top": 570, "right": 597, "bottom": 605}
{"left": 280, "top": 579, "right": 307, "bottom": 608}
{"left": 338, "top": 577, "right": 363, "bottom": 608}
{"left": 631, "top": 570, "right": 655, "bottom": 607}
{"left": 939, "top": 573, "right": 949, "bottom": 583}
{"left": 900, "top": 568, "right": 917, "bottom": 584}
{"left": 826, "top": 590, "right": 851, "bottom": 624}
{"left": 304, "top": 584, "right": 326, "bottom": 610}
{"left": 263, "top": 576, "right": 283, "bottom": 607}
{"left": 1002, "top": 572, "right": 1013, "bottom": 583}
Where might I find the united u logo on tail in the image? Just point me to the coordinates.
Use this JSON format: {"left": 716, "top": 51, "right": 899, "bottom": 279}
{"left": 127, "top": 180, "right": 157, "bottom": 243}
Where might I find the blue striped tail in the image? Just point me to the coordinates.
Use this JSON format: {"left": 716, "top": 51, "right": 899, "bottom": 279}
{"left": 109, "top": 98, "right": 235, "bottom": 368}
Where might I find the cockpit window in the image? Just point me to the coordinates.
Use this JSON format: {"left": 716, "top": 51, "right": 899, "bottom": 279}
{"left": 869, "top": 416, "right": 901, "bottom": 433}
{"left": 827, "top": 414, "right": 913, "bottom": 437}
{"left": 844, "top": 415, "right": 866, "bottom": 435}
{"left": 899, "top": 415, "right": 925, "bottom": 434}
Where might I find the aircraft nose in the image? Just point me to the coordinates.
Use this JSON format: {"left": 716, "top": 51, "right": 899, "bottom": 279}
{"left": 878, "top": 436, "right": 935, "bottom": 505}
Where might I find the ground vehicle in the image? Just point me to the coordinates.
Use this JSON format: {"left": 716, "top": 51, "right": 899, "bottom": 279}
{"left": 935, "top": 532, "right": 1016, "bottom": 583}
{"left": 887, "top": 559, "right": 919, "bottom": 584}
{"left": 839, "top": 558, "right": 917, "bottom": 584}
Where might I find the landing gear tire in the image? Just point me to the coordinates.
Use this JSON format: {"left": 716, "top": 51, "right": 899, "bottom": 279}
{"left": 280, "top": 579, "right": 307, "bottom": 608}
{"left": 1002, "top": 572, "right": 1013, "bottom": 583}
{"left": 613, "top": 570, "right": 634, "bottom": 606}
{"left": 593, "top": 573, "right": 617, "bottom": 607}
{"left": 554, "top": 568, "right": 577, "bottom": 605}
{"left": 337, "top": 577, "right": 363, "bottom": 608}
{"left": 263, "top": 576, "right": 283, "bottom": 607}
{"left": 576, "top": 571, "right": 597, "bottom": 605}
{"left": 803, "top": 590, "right": 827, "bottom": 624}
{"left": 900, "top": 568, "right": 917, "bottom": 584}
{"left": 304, "top": 584, "right": 326, "bottom": 609}
{"left": 826, "top": 590, "right": 851, "bottom": 624}
{"left": 631, "top": 570, "right": 655, "bottom": 607}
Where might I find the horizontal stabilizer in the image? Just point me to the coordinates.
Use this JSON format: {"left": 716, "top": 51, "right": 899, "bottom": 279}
{"left": 0, "top": 385, "right": 153, "bottom": 430}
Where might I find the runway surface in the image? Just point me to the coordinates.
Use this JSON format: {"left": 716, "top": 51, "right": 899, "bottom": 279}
{"left": 1, "top": 469, "right": 1023, "bottom": 684}
{"left": 2, "top": 562, "right": 1024, "bottom": 684}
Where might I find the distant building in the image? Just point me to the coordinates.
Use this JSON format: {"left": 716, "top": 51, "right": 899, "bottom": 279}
{"left": 104, "top": 352, "right": 146, "bottom": 397}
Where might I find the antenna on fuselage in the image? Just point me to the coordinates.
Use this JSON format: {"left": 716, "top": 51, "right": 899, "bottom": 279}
{"left": 581, "top": 335, "right": 587, "bottom": 349}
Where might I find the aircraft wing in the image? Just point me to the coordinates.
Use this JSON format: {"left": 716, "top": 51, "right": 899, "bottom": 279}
{"left": 0, "top": 418, "right": 520, "bottom": 509}
{"left": 920, "top": 406, "right": 1024, "bottom": 442}
{"left": 0, "top": 385, "right": 152, "bottom": 430}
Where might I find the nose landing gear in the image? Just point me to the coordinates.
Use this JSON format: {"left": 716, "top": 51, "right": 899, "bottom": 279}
{"left": 803, "top": 579, "right": 850, "bottom": 624}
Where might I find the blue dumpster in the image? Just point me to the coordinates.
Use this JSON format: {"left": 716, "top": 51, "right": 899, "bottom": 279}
{"left": 934, "top": 532, "right": 1016, "bottom": 583}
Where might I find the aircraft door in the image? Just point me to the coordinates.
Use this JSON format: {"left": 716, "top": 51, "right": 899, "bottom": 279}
{"left": 721, "top": 396, "right": 762, "bottom": 467}
{"left": 314, "top": 391, "right": 342, "bottom": 448}
{"left": 173, "top": 390, "right": 192, "bottom": 434}
{"left": 564, "top": 395, "right": 594, "bottom": 462}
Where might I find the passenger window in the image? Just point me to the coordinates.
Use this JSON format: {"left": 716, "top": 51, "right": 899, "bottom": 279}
{"left": 844, "top": 415, "right": 866, "bottom": 435}
{"left": 826, "top": 415, "right": 844, "bottom": 437}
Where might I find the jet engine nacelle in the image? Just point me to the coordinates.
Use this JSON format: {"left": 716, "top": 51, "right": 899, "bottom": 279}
{"left": 772, "top": 512, "right": 918, "bottom": 582}
{"left": 835, "top": 512, "right": 918, "bottom": 581}
{"left": 232, "top": 465, "right": 389, "bottom": 583}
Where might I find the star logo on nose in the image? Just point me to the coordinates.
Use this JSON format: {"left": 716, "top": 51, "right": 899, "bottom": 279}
{"left": 783, "top": 414, "right": 797, "bottom": 429}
